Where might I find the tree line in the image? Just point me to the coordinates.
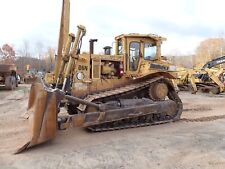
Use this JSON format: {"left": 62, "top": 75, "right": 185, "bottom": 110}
{"left": 169, "top": 38, "right": 225, "bottom": 68}
{"left": 1, "top": 37, "right": 225, "bottom": 75}
{"left": 0, "top": 42, "right": 55, "bottom": 75}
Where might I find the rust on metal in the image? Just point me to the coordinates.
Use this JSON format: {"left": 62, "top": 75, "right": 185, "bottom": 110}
{"left": 15, "top": 82, "right": 58, "bottom": 154}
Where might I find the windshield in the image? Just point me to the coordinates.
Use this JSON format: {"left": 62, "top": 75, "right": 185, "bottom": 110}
{"left": 144, "top": 43, "right": 157, "bottom": 60}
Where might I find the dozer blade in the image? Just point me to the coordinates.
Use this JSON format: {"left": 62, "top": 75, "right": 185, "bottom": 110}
{"left": 15, "top": 82, "right": 59, "bottom": 154}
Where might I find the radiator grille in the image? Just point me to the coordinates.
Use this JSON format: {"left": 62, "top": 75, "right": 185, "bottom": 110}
{"left": 92, "top": 60, "right": 101, "bottom": 79}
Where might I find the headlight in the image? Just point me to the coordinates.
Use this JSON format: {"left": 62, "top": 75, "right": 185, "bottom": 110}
{"left": 76, "top": 72, "right": 84, "bottom": 80}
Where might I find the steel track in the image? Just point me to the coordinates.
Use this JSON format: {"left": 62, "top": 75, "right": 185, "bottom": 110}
{"left": 78, "top": 77, "right": 183, "bottom": 132}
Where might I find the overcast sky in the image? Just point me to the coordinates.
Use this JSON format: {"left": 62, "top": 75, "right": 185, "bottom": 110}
{"left": 0, "top": 0, "right": 225, "bottom": 56}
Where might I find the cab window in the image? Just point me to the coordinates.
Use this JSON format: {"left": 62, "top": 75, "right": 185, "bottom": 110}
{"left": 118, "top": 40, "right": 123, "bottom": 55}
{"left": 129, "top": 42, "right": 140, "bottom": 71}
{"left": 144, "top": 43, "right": 156, "bottom": 60}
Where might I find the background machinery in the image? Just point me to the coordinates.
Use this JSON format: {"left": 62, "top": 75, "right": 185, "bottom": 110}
{"left": 16, "top": 0, "right": 183, "bottom": 153}
{"left": 176, "top": 56, "right": 225, "bottom": 94}
{"left": 0, "top": 64, "right": 18, "bottom": 90}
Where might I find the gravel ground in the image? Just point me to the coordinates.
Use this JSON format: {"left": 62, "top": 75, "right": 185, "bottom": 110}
{"left": 0, "top": 84, "right": 225, "bottom": 169}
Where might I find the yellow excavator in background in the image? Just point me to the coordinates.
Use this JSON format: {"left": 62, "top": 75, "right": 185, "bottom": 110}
{"left": 16, "top": 0, "right": 183, "bottom": 154}
{"left": 176, "top": 56, "right": 225, "bottom": 94}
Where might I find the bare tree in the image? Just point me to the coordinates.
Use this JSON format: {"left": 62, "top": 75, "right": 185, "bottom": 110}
{"left": 15, "top": 40, "right": 32, "bottom": 74}
{"left": 35, "top": 41, "right": 44, "bottom": 71}
{"left": 20, "top": 40, "right": 31, "bottom": 57}
{"left": 44, "top": 47, "right": 55, "bottom": 72}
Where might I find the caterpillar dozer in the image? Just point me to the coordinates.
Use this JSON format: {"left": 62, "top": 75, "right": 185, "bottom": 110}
{"left": 16, "top": 0, "right": 182, "bottom": 154}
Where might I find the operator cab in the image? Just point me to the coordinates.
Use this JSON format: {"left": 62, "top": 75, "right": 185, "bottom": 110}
{"left": 115, "top": 34, "right": 166, "bottom": 73}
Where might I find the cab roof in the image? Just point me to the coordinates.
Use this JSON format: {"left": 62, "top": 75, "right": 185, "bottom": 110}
{"left": 115, "top": 33, "right": 166, "bottom": 41}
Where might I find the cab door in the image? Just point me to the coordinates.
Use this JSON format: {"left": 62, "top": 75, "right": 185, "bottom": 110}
{"left": 128, "top": 41, "right": 141, "bottom": 72}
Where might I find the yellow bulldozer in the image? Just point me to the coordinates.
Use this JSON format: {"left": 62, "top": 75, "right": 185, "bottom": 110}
{"left": 16, "top": 0, "right": 183, "bottom": 153}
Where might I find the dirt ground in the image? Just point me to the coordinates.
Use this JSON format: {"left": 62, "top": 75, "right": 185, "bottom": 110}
{"left": 0, "top": 84, "right": 225, "bottom": 169}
